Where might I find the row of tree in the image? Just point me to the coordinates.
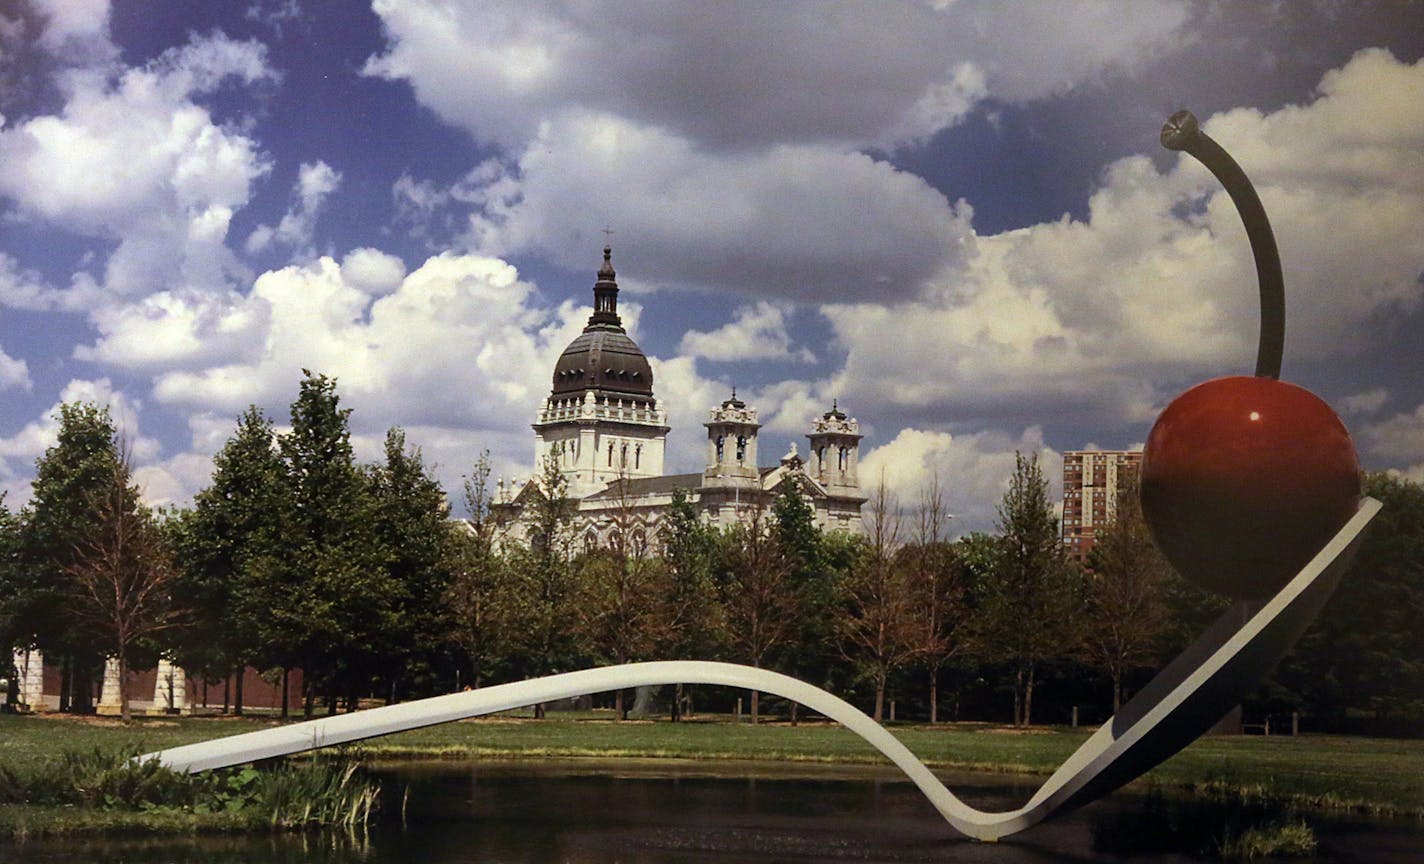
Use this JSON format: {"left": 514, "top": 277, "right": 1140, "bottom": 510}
{"left": 2, "top": 371, "right": 1420, "bottom": 731}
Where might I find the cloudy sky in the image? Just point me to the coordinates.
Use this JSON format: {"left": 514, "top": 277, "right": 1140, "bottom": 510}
{"left": 1, "top": 0, "right": 1422, "bottom": 533}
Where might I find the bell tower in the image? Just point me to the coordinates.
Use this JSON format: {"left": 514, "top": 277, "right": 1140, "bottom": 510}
{"left": 807, "top": 400, "right": 861, "bottom": 494}
{"left": 704, "top": 391, "right": 759, "bottom": 483}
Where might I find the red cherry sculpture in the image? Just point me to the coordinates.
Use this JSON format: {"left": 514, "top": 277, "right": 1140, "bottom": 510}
{"left": 1140, "top": 376, "right": 1360, "bottom": 599}
{"left": 1141, "top": 111, "right": 1360, "bottom": 599}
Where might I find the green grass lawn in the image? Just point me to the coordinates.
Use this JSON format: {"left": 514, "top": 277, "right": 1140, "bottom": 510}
{"left": 3, "top": 710, "right": 1421, "bottom": 817}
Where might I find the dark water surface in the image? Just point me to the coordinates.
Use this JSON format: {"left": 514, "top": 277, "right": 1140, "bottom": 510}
{"left": 5, "top": 759, "right": 1422, "bottom": 863}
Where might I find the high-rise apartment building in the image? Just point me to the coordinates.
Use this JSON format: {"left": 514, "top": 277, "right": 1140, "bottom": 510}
{"left": 1061, "top": 449, "right": 1143, "bottom": 563}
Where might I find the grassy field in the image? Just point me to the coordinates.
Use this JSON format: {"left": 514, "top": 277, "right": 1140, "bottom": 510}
{"left": 3, "top": 710, "right": 1421, "bottom": 819}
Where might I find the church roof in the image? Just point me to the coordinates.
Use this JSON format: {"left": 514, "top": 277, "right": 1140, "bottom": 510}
{"left": 551, "top": 246, "right": 655, "bottom": 399}
{"left": 582, "top": 472, "right": 703, "bottom": 500}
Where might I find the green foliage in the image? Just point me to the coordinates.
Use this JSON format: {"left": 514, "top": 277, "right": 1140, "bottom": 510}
{"left": 365, "top": 427, "right": 457, "bottom": 699}
{"left": 1092, "top": 780, "right": 1317, "bottom": 859}
{"left": 271, "top": 371, "right": 387, "bottom": 709}
{"left": 16, "top": 403, "right": 121, "bottom": 703}
{"left": 0, "top": 745, "right": 379, "bottom": 833}
{"left": 1270, "top": 471, "right": 1424, "bottom": 728}
{"left": 659, "top": 487, "right": 725, "bottom": 662}
{"left": 1081, "top": 472, "right": 1172, "bottom": 711}
{"left": 0, "top": 494, "right": 20, "bottom": 704}
{"left": 64, "top": 449, "right": 183, "bottom": 720}
{"left": 506, "top": 456, "right": 586, "bottom": 682}
{"left": 972, "top": 452, "right": 1083, "bottom": 726}
{"left": 170, "top": 406, "right": 287, "bottom": 683}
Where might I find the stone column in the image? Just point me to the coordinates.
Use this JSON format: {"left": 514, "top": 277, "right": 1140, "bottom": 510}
{"left": 98, "top": 657, "right": 123, "bottom": 715}
{"left": 14, "top": 649, "right": 48, "bottom": 710}
{"left": 153, "top": 659, "right": 187, "bottom": 713}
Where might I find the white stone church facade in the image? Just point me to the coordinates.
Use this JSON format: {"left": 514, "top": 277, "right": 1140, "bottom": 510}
{"left": 492, "top": 247, "right": 866, "bottom": 552}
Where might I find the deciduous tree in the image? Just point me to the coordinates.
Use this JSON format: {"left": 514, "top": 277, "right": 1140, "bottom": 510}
{"left": 18, "top": 402, "right": 123, "bottom": 713}
{"left": 974, "top": 452, "right": 1082, "bottom": 727}
{"left": 170, "top": 406, "right": 287, "bottom": 715}
{"left": 1081, "top": 473, "right": 1172, "bottom": 713}
{"left": 717, "top": 503, "right": 798, "bottom": 723}
{"left": 910, "top": 472, "right": 971, "bottom": 723}
{"left": 446, "top": 451, "right": 512, "bottom": 690}
{"left": 507, "top": 456, "right": 584, "bottom": 715}
{"left": 65, "top": 448, "right": 185, "bottom": 722}
{"left": 836, "top": 476, "right": 922, "bottom": 721}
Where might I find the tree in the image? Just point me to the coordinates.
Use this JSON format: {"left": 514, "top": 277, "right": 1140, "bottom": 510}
{"left": 579, "top": 472, "right": 670, "bottom": 719}
{"left": 835, "top": 476, "right": 922, "bottom": 721}
{"left": 507, "top": 455, "right": 584, "bottom": 716}
{"left": 0, "top": 494, "right": 21, "bottom": 708}
{"left": 910, "top": 472, "right": 971, "bottom": 723}
{"left": 170, "top": 406, "right": 287, "bottom": 715}
{"left": 18, "top": 402, "right": 123, "bottom": 713}
{"left": 271, "top": 371, "right": 384, "bottom": 717}
{"left": 772, "top": 480, "right": 837, "bottom": 721}
{"left": 659, "top": 487, "right": 724, "bottom": 720}
{"left": 1081, "top": 472, "right": 1172, "bottom": 713}
{"left": 64, "top": 448, "right": 184, "bottom": 722}
{"left": 446, "top": 451, "right": 513, "bottom": 690}
{"left": 974, "top": 452, "right": 1082, "bottom": 727}
{"left": 717, "top": 503, "right": 798, "bottom": 723}
{"left": 366, "top": 427, "right": 456, "bottom": 702}
{"left": 1271, "top": 472, "right": 1424, "bottom": 729}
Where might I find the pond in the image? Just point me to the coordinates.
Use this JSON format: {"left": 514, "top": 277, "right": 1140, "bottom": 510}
{"left": 6, "top": 759, "right": 1422, "bottom": 862}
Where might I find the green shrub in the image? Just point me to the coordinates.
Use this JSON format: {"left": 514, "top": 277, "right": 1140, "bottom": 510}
{"left": 0, "top": 746, "right": 380, "bottom": 833}
{"left": 1218, "top": 820, "right": 1318, "bottom": 859}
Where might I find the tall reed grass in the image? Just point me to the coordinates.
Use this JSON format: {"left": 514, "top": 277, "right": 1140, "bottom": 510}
{"left": 0, "top": 746, "right": 381, "bottom": 837}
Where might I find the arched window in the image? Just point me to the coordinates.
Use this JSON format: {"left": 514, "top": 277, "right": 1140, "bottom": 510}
{"left": 584, "top": 531, "right": 598, "bottom": 553}
{"left": 632, "top": 529, "right": 647, "bottom": 557}
{"left": 620, "top": 443, "right": 628, "bottom": 467}
{"left": 634, "top": 444, "right": 642, "bottom": 469}
{"left": 608, "top": 442, "right": 614, "bottom": 466}
{"left": 838, "top": 446, "right": 847, "bottom": 471}
{"left": 716, "top": 435, "right": 725, "bottom": 461}
{"left": 736, "top": 435, "right": 747, "bottom": 463}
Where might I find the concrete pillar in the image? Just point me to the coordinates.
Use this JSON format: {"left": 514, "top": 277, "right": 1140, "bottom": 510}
{"left": 98, "top": 657, "right": 123, "bottom": 714}
{"left": 153, "top": 659, "right": 187, "bottom": 713}
{"left": 14, "top": 649, "right": 48, "bottom": 710}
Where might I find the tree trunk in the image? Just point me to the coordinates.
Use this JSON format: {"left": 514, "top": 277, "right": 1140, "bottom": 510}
{"left": 233, "top": 666, "right": 244, "bottom": 716}
{"left": 874, "top": 675, "right": 886, "bottom": 723}
{"left": 615, "top": 688, "right": 625, "bottom": 721}
{"left": 118, "top": 651, "right": 130, "bottom": 723}
{"left": 1012, "top": 667, "right": 1023, "bottom": 727}
{"left": 59, "top": 655, "right": 72, "bottom": 713}
{"left": 1023, "top": 661, "right": 1036, "bottom": 728}
{"left": 671, "top": 683, "right": 683, "bottom": 722}
{"left": 929, "top": 667, "right": 939, "bottom": 724}
{"left": 281, "top": 667, "right": 290, "bottom": 719}
{"left": 790, "top": 702, "right": 799, "bottom": 727}
{"left": 1112, "top": 668, "right": 1123, "bottom": 714}
{"left": 750, "top": 689, "right": 759, "bottom": 725}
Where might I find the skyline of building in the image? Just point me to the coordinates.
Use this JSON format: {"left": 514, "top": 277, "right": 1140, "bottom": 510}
{"left": 1061, "top": 449, "right": 1143, "bottom": 563}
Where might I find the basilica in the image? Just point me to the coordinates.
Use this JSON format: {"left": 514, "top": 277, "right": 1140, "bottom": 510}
{"left": 493, "top": 247, "right": 866, "bottom": 551}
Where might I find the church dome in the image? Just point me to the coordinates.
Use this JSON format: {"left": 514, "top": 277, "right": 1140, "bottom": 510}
{"left": 551, "top": 247, "right": 655, "bottom": 399}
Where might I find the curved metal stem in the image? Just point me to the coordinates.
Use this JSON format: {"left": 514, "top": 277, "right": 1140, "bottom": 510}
{"left": 1162, "top": 110, "right": 1284, "bottom": 379}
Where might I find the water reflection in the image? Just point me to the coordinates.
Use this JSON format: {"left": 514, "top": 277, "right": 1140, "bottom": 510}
{"left": 5, "top": 760, "right": 1421, "bottom": 863}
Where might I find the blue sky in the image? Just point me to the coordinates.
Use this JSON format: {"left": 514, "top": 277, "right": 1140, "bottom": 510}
{"left": 2, "top": 0, "right": 1423, "bottom": 533}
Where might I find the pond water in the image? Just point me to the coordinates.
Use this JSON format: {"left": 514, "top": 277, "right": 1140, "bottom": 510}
{"left": 5, "top": 759, "right": 1422, "bottom": 863}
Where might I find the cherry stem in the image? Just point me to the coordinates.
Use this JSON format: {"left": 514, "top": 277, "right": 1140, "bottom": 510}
{"left": 1161, "top": 110, "right": 1284, "bottom": 380}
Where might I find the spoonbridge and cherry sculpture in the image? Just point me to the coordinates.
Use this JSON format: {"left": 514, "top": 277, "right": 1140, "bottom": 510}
{"left": 145, "top": 112, "right": 1382, "bottom": 842}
